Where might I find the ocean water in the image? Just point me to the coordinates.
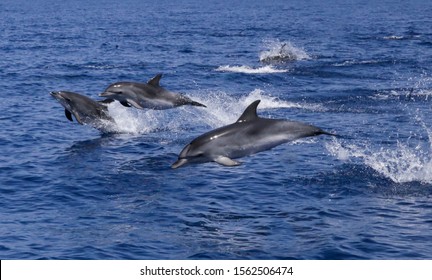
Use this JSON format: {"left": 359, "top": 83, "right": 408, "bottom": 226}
{"left": 1, "top": 0, "right": 432, "bottom": 259}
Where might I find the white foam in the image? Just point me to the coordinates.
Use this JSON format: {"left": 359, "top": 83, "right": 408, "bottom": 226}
{"left": 383, "top": 35, "right": 405, "bottom": 40}
{"left": 215, "top": 65, "right": 288, "bottom": 74}
{"left": 106, "top": 89, "right": 323, "bottom": 134}
{"left": 333, "top": 60, "right": 382, "bottom": 67}
{"left": 371, "top": 74, "right": 432, "bottom": 100}
{"left": 107, "top": 103, "right": 171, "bottom": 134}
{"left": 259, "top": 39, "right": 311, "bottom": 63}
{"left": 326, "top": 129, "right": 432, "bottom": 184}
{"left": 383, "top": 35, "right": 421, "bottom": 40}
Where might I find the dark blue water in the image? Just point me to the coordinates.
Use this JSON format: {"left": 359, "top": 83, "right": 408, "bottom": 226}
{"left": 1, "top": 0, "right": 432, "bottom": 259}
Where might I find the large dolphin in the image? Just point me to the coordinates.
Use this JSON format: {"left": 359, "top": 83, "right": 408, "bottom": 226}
{"left": 172, "top": 100, "right": 336, "bottom": 168}
{"left": 99, "top": 73, "right": 206, "bottom": 110}
{"left": 50, "top": 91, "right": 115, "bottom": 131}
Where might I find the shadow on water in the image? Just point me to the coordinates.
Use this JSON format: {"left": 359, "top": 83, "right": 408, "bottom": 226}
{"left": 66, "top": 135, "right": 114, "bottom": 154}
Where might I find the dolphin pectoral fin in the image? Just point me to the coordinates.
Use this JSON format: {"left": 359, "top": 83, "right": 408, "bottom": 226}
{"left": 213, "top": 156, "right": 241, "bottom": 167}
{"left": 126, "top": 99, "right": 145, "bottom": 109}
{"left": 120, "top": 101, "right": 132, "bottom": 107}
{"left": 65, "top": 109, "right": 73, "bottom": 122}
{"left": 171, "top": 158, "right": 188, "bottom": 169}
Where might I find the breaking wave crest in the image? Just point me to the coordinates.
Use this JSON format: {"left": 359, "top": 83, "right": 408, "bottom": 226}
{"left": 107, "top": 89, "right": 322, "bottom": 134}
{"left": 259, "top": 39, "right": 311, "bottom": 63}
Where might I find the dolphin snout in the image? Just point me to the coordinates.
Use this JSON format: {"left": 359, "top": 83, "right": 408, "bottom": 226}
{"left": 99, "top": 91, "right": 112, "bottom": 97}
{"left": 50, "top": 91, "right": 70, "bottom": 102}
{"left": 50, "top": 91, "right": 64, "bottom": 99}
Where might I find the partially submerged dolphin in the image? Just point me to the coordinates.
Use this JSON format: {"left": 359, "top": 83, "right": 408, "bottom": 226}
{"left": 50, "top": 91, "right": 115, "bottom": 131}
{"left": 172, "top": 100, "right": 335, "bottom": 168}
{"left": 99, "top": 73, "right": 206, "bottom": 110}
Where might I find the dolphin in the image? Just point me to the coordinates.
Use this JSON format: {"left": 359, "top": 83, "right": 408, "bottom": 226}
{"left": 172, "top": 100, "right": 336, "bottom": 168}
{"left": 99, "top": 73, "right": 206, "bottom": 110}
{"left": 50, "top": 91, "right": 115, "bottom": 131}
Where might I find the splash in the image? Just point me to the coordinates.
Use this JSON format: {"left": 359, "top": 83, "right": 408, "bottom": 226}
{"left": 259, "top": 39, "right": 311, "bottom": 63}
{"left": 106, "top": 89, "right": 323, "bottom": 134}
{"left": 383, "top": 35, "right": 421, "bottom": 40}
{"left": 333, "top": 60, "right": 384, "bottom": 67}
{"left": 371, "top": 73, "right": 432, "bottom": 101}
{"left": 383, "top": 35, "right": 405, "bottom": 40}
{"left": 372, "top": 88, "right": 432, "bottom": 101}
{"left": 107, "top": 102, "right": 188, "bottom": 134}
{"left": 215, "top": 65, "right": 287, "bottom": 74}
{"left": 189, "top": 89, "right": 321, "bottom": 127}
{"left": 326, "top": 131, "right": 432, "bottom": 184}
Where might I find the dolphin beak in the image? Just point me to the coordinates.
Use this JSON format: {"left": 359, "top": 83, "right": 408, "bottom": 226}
{"left": 50, "top": 91, "right": 63, "bottom": 100}
{"left": 171, "top": 159, "right": 188, "bottom": 169}
{"left": 99, "top": 92, "right": 109, "bottom": 97}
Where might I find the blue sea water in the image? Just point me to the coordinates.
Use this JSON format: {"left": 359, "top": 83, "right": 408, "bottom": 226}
{"left": 1, "top": 0, "right": 432, "bottom": 259}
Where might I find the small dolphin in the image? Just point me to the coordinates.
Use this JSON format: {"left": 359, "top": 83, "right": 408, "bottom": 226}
{"left": 50, "top": 91, "right": 115, "bottom": 130}
{"left": 99, "top": 73, "right": 206, "bottom": 110}
{"left": 172, "top": 100, "right": 335, "bottom": 168}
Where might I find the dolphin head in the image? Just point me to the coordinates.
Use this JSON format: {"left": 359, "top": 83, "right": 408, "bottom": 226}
{"left": 171, "top": 143, "right": 209, "bottom": 169}
{"left": 51, "top": 91, "right": 115, "bottom": 129}
{"left": 99, "top": 83, "right": 142, "bottom": 108}
{"left": 171, "top": 144, "right": 194, "bottom": 169}
{"left": 99, "top": 83, "right": 128, "bottom": 99}
{"left": 50, "top": 91, "right": 75, "bottom": 112}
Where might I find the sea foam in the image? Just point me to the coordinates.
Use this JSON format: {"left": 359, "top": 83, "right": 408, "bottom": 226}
{"left": 107, "top": 89, "right": 322, "bottom": 134}
{"left": 215, "top": 65, "right": 287, "bottom": 74}
{"left": 326, "top": 123, "right": 432, "bottom": 185}
{"left": 259, "top": 39, "right": 311, "bottom": 63}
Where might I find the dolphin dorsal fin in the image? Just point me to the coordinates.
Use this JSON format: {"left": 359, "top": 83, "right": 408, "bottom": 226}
{"left": 236, "top": 100, "right": 261, "bottom": 123}
{"left": 147, "top": 73, "right": 163, "bottom": 87}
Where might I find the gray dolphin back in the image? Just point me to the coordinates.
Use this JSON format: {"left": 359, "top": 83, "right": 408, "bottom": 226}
{"left": 172, "top": 99, "right": 335, "bottom": 168}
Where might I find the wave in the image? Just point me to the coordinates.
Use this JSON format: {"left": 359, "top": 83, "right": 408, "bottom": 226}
{"left": 372, "top": 89, "right": 432, "bottom": 101}
{"left": 326, "top": 120, "right": 432, "bottom": 184}
{"left": 383, "top": 35, "right": 405, "bottom": 40}
{"left": 259, "top": 39, "right": 311, "bottom": 63}
{"left": 333, "top": 59, "right": 390, "bottom": 67}
{"left": 371, "top": 74, "right": 432, "bottom": 101}
{"left": 106, "top": 89, "right": 322, "bottom": 134}
{"left": 215, "top": 65, "right": 287, "bottom": 74}
{"left": 383, "top": 35, "right": 421, "bottom": 40}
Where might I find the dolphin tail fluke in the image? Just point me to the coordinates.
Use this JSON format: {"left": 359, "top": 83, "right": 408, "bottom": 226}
{"left": 320, "top": 131, "right": 339, "bottom": 137}
{"left": 171, "top": 158, "right": 188, "bottom": 169}
{"left": 190, "top": 101, "right": 207, "bottom": 108}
